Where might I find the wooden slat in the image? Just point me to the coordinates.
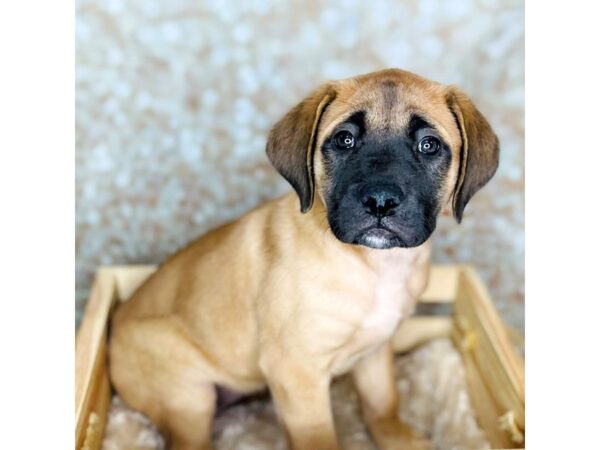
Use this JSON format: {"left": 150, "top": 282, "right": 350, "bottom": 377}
{"left": 79, "top": 368, "right": 111, "bottom": 450}
{"left": 461, "top": 266, "right": 524, "bottom": 399}
{"left": 111, "top": 265, "right": 157, "bottom": 302}
{"left": 75, "top": 269, "right": 116, "bottom": 450}
{"left": 454, "top": 328, "right": 519, "bottom": 449}
{"left": 467, "top": 312, "right": 524, "bottom": 426}
{"left": 419, "top": 265, "right": 460, "bottom": 303}
{"left": 453, "top": 265, "right": 525, "bottom": 448}
{"left": 392, "top": 316, "right": 453, "bottom": 353}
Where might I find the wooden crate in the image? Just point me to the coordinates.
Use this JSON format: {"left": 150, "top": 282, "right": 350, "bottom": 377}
{"left": 75, "top": 265, "right": 525, "bottom": 450}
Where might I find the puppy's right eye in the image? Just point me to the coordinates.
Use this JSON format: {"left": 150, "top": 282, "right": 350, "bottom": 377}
{"left": 333, "top": 130, "right": 355, "bottom": 149}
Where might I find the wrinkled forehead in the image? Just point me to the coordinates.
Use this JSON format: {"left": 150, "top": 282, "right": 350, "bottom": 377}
{"left": 319, "top": 75, "right": 461, "bottom": 148}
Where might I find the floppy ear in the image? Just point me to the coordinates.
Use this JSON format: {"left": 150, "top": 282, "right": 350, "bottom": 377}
{"left": 266, "top": 84, "right": 336, "bottom": 213}
{"left": 446, "top": 87, "right": 500, "bottom": 223}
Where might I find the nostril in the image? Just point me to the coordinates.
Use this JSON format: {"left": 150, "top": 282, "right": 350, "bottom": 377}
{"left": 384, "top": 198, "right": 399, "bottom": 210}
{"left": 378, "top": 196, "right": 399, "bottom": 216}
{"left": 362, "top": 192, "right": 401, "bottom": 217}
{"left": 362, "top": 195, "right": 378, "bottom": 213}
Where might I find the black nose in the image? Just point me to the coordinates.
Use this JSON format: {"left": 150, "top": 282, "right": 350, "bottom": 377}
{"left": 361, "top": 187, "right": 403, "bottom": 218}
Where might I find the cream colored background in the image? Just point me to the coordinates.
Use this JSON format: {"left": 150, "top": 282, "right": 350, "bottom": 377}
{"left": 76, "top": 0, "right": 524, "bottom": 330}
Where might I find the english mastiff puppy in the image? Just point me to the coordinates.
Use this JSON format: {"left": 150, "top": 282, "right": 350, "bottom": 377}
{"left": 109, "top": 68, "right": 499, "bottom": 450}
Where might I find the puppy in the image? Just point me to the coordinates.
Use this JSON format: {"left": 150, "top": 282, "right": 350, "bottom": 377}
{"left": 109, "top": 68, "right": 499, "bottom": 450}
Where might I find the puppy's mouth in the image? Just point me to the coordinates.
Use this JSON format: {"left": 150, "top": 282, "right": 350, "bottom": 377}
{"left": 326, "top": 202, "right": 435, "bottom": 249}
{"left": 352, "top": 226, "right": 403, "bottom": 249}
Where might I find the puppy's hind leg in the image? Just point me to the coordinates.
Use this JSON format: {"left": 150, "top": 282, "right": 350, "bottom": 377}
{"left": 163, "top": 383, "right": 216, "bottom": 450}
{"left": 109, "top": 317, "right": 217, "bottom": 450}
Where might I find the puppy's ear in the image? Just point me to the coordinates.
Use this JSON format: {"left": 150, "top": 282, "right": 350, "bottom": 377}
{"left": 446, "top": 87, "right": 500, "bottom": 223}
{"left": 266, "top": 84, "right": 336, "bottom": 213}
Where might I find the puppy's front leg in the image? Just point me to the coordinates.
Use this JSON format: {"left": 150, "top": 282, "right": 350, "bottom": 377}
{"left": 352, "top": 343, "right": 430, "bottom": 450}
{"left": 263, "top": 359, "right": 340, "bottom": 450}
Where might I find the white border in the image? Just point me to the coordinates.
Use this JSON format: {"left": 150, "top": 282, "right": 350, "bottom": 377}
{"left": 527, "top": 1, "right": 600, "bottom": 448}
{"left": 0, "top": 1, "right": 74, "bottom": 447}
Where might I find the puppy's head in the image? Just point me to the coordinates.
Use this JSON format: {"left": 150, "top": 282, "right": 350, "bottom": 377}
{"left": 267, "top": 69, "right": 499, "bottom": 249}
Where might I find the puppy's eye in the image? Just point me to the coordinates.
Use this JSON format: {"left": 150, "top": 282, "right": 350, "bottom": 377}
{"left": 417, "top": 136, "right": 441, "bottom": 155}
{"left": 333, "top": 130, "right": 355, "bottom": 149}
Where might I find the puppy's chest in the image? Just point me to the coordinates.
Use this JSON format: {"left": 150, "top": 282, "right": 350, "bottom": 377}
{"left": 360, "top": 276, "right": 412, "bottom": 331}
{"left": 328, "top": 269, "right": 418, "bottom": 375}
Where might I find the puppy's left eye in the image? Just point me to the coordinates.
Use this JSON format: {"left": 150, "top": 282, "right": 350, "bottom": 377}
{"left": 417, "top": 137, "right": 441, "bottom": 155}
{"left": 334, "top": 130, "right": 355, "bottom": 149}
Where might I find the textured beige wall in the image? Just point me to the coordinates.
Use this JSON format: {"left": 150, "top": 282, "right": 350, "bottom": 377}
{"left": 76, "top": 0, "right": 524, "bottom": 330}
